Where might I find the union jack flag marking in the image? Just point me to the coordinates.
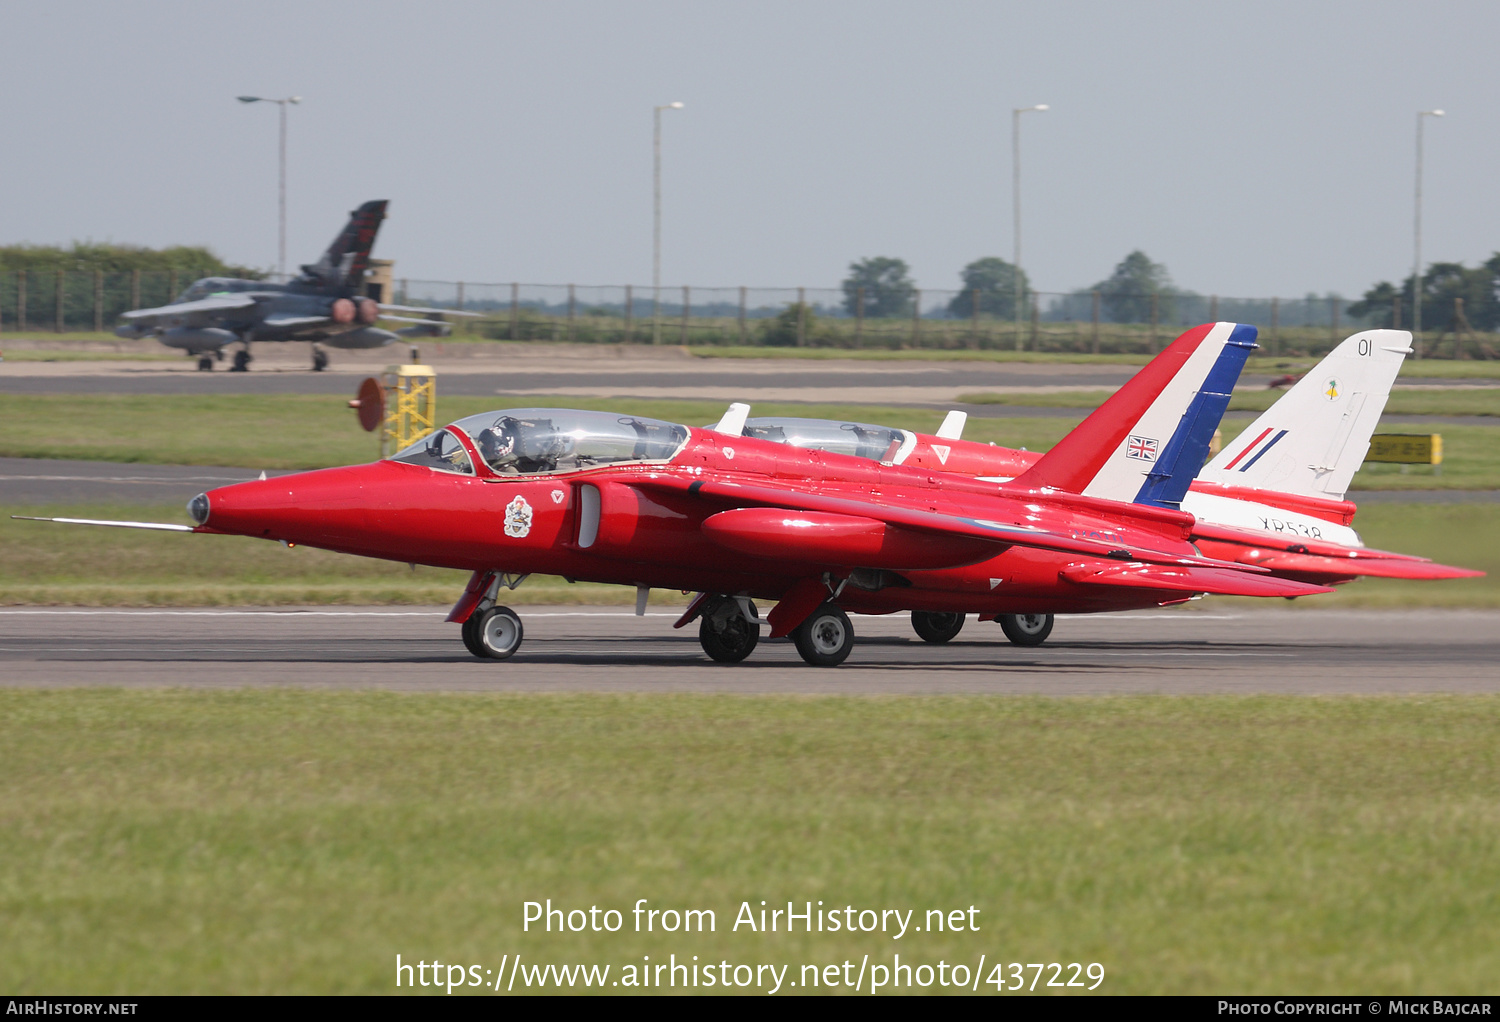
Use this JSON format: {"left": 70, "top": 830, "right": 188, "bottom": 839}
{"left": 1126, "top": 435, "right": 1159, "bottom": 461}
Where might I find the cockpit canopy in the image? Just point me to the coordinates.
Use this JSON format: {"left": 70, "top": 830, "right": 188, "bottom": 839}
{"left": 173, "top": 277, "right": 264, "bottom": 303}
{"left": 740, "top": 417, "right": 911, "bottom": 463}
{"left": 398, "top": 408, "right": 691, "bottom": 476}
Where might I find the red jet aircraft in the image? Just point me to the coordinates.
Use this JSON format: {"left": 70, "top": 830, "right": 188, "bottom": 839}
{"left": 20, "top": 323, "right": 1338, "bottom": 666}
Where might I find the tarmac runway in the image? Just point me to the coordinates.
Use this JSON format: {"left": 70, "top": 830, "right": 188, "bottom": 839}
{"left": 3, "top": 606, "right": 1494, "bottom": 694}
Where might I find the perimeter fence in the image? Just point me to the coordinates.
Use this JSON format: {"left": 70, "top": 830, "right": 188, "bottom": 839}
{"left": 2, "top": 271, "right": 1493, "bottom": 360}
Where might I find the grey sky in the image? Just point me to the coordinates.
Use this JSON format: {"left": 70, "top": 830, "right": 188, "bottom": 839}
{"left": 3, "top": 0, "right": 1496, "bottom": 299}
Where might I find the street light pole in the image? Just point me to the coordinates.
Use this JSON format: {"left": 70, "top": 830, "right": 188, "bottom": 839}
{"left": 1012, "top": 104, "right": 1048, "bottom": 351}
{"left": 653, "top": 101, "right": 684, "bottom": 344}
{"left": 237, "top": 95, "right": 303, "bottom": 280}
{"left": 1412, "top": 108, "right": 1444, "bottom": 358}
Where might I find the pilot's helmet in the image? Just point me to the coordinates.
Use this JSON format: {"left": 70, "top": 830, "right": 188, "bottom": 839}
{"left": 478, "top": 418, "right": 519, "bottom": 465}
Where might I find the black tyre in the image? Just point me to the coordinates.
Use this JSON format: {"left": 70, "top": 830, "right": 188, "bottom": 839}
{"left": 466, "top": 606, "right": 523, "bottom": 660}
{"left": 911, "top": 610, "right": 964, "bottom": 643}
{"left": 196, "top": 355, "right": 214, "bottom": 371}
{"left": 699, "top": 598, "right": 759, "bottom": 663}
{"left": 231, "top": 350, "right": 252, "bottom": 372}
{"left": 793, "top": 603, "right": 854, "bottom": 667}
{"left": 312, "top": 350, "right": 329, "bottom": 371}
{"left": 461, "top": 613, "right": 485, "bottom": 657}
{"left": 998, "top": 613, "right": 1053, "bottom": 647}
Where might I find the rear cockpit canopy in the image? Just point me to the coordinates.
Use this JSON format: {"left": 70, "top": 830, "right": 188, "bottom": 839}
{"left": 173, "top": 277, "right": 264, "bottom": 303}
{"left": 428, "top": 408, "right": 690, "bottom": 476}
{"left": 740, "top": 417, "right": 912, "bottom": 464}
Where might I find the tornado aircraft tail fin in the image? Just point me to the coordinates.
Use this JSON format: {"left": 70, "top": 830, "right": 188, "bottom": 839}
{"left": 299, "top": 199, "right": 388, "bottom": 291}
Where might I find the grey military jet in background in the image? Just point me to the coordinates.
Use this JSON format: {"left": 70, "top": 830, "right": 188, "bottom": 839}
{"left": 115, "top": 200, "right": 474, "bottom": 371}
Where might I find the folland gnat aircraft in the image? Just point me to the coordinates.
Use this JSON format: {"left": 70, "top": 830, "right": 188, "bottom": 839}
{"left": 18, "top": 323, "right": 1340, "bottom": 667}
{"left": 727, "top": 325, "right": 1482, "bottom": 645}
{"left": 114, "top": 200, "right": 475, "bottom": 372}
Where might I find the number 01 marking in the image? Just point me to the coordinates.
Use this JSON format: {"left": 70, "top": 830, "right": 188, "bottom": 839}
{"left": 1358, "top": 338, "right": 1371, "bottom": 356}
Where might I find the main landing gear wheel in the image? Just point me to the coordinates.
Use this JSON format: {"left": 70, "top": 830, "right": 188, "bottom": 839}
{"left": 911, "top": 610, "right": 964, "bottom": 643}
{"left": 999, "top": 613, "right": 1053, "bottom": 647}
{"left": 231, "top": 349, "right": 252, "bottom": 372}
{"left": 793, "top": 603, "right": 854, "bottom": 667}
{"left": 463, "top": 606, "right": 524, "bottom": 660}
{"left": 312, "top": 349, "right": 329, "bottom": 372}
{"left": 196, "top": 355, "right": 214, "bottom": 371}
{"left": 698, "top": 597, "right": 759, "bottom": 663}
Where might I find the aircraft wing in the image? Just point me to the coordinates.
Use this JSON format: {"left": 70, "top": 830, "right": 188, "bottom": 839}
{"left": 637, "top": 473, "right": 1275, "bottom": 573}
{"left": 1059, "top": 562, "right": 1333, "bottom": 598}
{"left": 261, "top": 314, "right": 329, "bottom": 329}
{"left": 120, "top": 295, "right": 258, "bottom": 320}
{"left": 1191, "top": 521, "right": 1484, "bottom": 580}
{"left": 379, "top": 303, "right": 482, "bottom": 317}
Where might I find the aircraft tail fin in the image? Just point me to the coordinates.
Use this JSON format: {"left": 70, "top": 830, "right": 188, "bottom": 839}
{"left": 1199, "top": 329, "right": 1412, "bottom": 500}
{"left": 301, "top": 199, "right": 388, "bottom": 290}
{"left": 1011, "top": 322, "right": 1257, "bottom": 499}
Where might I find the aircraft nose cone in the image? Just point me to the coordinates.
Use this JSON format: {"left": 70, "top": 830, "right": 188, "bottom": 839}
{"left": 188, "top": 493, "right": 210, "bottom": 525}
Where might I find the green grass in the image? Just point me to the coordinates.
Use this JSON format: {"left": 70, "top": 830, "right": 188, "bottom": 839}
{"left": 1, "top": 691, "right": 1497, "bottom": 994}
{"left": 5, "top": 501, "right": 1494, "bottom": 608}
{"left": 0, "top": 394, "right": 1073, "bottom": 470}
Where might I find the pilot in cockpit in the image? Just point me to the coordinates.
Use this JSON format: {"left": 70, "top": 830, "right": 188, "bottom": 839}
{"left": 477, "top": 418, "right": 520, "bottom": 471}
{"left": 477, "top": 416, "right": 571, "bottom": 474}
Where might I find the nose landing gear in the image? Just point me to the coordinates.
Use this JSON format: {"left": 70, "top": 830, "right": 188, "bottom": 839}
{"left": 196, "top": 355, "right": 214, "bottom": 371}
{"left": 311, "top": 346, "right": 329, "bottom": 372}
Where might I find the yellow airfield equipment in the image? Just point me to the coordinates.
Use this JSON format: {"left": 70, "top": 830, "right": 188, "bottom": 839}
{"left": 383, "top": 361, "right": 436, "bottom": 457}
{"left": 348, "top": 351, "right": 437, "bottom": 457}
{"left": 1366, "top": 433, "right": 1442, "bottom": 475}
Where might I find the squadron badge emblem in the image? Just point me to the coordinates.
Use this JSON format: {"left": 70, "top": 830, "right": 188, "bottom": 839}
{"left": 1324, "top": 378, "right": 1340, "bottom": 400}
{"left": 504, "top": 495, "right": 534, "bottom": 538}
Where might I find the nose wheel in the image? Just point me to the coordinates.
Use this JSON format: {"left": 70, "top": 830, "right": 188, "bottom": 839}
{"left": 312, "top": 347, "right": 329, "bottom": 372}
{"left": 462, "top": 605, "right": 524, "bottom": 660}
{"left": 998, "top": 613, "right": 1053, "bottom": 646}
{"left": 911, "top": 610, "right": 964, "bottom": 643}
{"left": 196, "top": 355, "right": 214, "bottom": 371}
{"left": 793, "top": 603, "right": 854, "bottom": 667}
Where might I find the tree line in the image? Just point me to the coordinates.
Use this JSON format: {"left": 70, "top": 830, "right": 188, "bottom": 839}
{"left": 842, "top": 251, "right": 1500, "bottom": 332}
{"left": 841, "top": 250, "right": 1178, "bottom": 323}
{"left": 0, "top": 243, "right": 264, "bottom": 280}
{"left": 1347, "top": 257, "right": 1500, "bottom": 332}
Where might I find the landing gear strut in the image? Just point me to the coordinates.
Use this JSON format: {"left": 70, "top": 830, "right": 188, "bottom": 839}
{"left": 698, "top": 595, "right": 759, "bottom": 663}
{"left": 911, "top": 610, "right": 964, "bottom": 643}
{"left": 793, "top": 602, "right": 854, "bottom": 667}
{"left": 998, "top": 613, "right": 1054, "bottom": 647}
{"left": 463, "top": 605, "right": 524, "bottom": 660}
